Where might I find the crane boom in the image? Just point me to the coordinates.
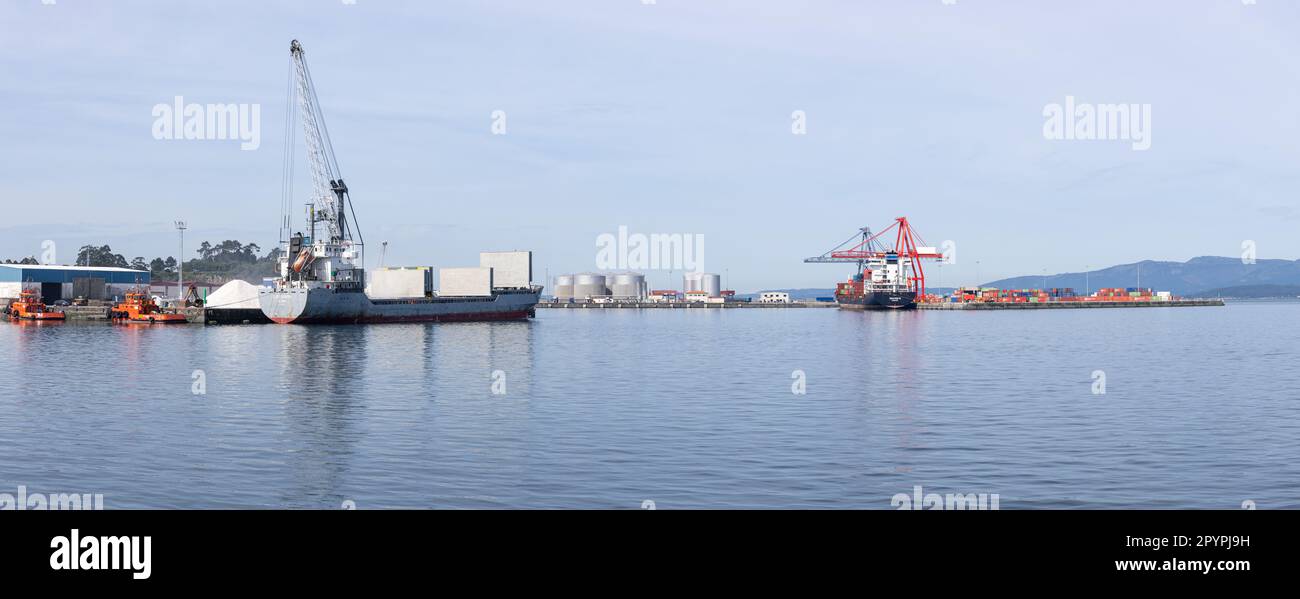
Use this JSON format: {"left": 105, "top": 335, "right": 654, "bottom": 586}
{"left": 273, "top": 40, "right": 366, "bottom": 291}
{"left": 288, "top": 39, "right": 357, "bottom": 245}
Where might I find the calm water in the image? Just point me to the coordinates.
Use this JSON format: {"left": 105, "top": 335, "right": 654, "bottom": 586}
{"left": 1, "top": 303, "right": 1297, "bottom": 509}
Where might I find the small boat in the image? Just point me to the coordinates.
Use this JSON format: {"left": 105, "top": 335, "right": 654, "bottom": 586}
{"left": 8, "top": 288, "right": 65, "bottom": 321}
{"left": 111, "top": 290, "right": 188, "bottom": 324}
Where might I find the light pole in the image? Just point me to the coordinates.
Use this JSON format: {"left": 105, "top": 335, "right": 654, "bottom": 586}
{"left": 175, "top": 220, "right": 187, "bottom": 301}
{"left": 1085, "top": 265, "right": 1091, "bottom": 296}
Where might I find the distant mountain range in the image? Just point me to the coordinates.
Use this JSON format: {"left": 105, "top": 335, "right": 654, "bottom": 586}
{"left": 1194, "top": 284, "right": 1300, "bottom": 299}
{"left": 984, "top": 256, "right": 1300, "bottom": 297}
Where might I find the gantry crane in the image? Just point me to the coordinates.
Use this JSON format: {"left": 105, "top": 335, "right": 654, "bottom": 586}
{"left": 804, "top": 217, "right": 943, "bottom": 296}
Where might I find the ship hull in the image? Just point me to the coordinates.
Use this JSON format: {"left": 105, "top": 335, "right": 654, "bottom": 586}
{"left": 837, "top": 291, "right": 917, "bottom": 310}
{"left": 259, "top": 287, "right": 541, "bottom": 324}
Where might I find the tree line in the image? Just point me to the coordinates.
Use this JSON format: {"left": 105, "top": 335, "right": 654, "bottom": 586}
{"left": 4, "top": 241, "right": 281, "bottom": 284}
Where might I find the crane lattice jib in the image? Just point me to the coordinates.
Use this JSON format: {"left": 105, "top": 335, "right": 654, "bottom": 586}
{"left": 289, "top": 40, "right": 350, "bottom": 243}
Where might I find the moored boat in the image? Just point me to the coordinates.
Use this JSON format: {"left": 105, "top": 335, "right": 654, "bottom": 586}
{"left": 111, "top": 290, "right": 188, "bottom": 324}
{"left": 7, "top": 288, "right": 65, "bottom": 321}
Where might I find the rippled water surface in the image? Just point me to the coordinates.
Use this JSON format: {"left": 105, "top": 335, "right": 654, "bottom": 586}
{"left": 2, "top": 303, "right": 1297, "bottom": 508}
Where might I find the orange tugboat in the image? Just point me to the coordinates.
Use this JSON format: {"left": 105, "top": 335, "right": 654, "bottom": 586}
{"left": 7, "top": 288, "right": 65, "bottom": 321}
{"left": 111, "top": 290, "right": 188, "bottom": 324}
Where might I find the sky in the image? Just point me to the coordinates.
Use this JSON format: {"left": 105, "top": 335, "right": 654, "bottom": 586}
{"left": 1, "top": 0, "right": 1298, "bottom": 292}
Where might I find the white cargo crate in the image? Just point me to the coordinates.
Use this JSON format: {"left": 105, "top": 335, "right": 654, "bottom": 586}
{"left": 479, "top": 251, "right": 532, "bottom": 288}
{"left": 439, "top": 267, "right": 494, "bottom": 297}
{"left": 369, "top": 267, "right": 432, "bottom": 299}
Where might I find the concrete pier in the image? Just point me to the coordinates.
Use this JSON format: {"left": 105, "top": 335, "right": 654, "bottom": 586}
{"left": 537, "top": 301, "right": 836, "bottom": 309}
{"left": 917, "top": 299, "right": 1224, "bottom": 310}
{"left": 58, "top": 306, "right": 111, "bottom": 320}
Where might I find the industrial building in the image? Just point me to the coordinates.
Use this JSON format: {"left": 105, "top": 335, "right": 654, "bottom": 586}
{"left": 758, "top": 292, "right": 791, "bottom": 303}
{"left": 149, "top": 280, "right": 219, "bottom": 299}
{"left": 0, "top": 264, "right": 150, "bottom": 303}
{"left": 648, "top": 290, "right": 679, "bottom": 303}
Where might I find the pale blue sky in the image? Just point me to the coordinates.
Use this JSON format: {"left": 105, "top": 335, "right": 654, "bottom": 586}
{"left": 1, "top": 0, "right": 1297, "bottom": 291}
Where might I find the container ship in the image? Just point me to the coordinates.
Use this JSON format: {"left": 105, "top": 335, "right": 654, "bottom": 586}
{"left": 259, "top": 41, "right": 540, "bottom": 325}
{"left": 834, "top": 253, "right": 918, "bottom": 310}
{"left": 806, "top": 217, "right": 942, "bottom": 311}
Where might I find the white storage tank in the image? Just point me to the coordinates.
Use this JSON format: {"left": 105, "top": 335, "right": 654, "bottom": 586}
{"left": 573, "top": 273, "right": 608, "bottom": 300}
{"left": 554, "top": 274, "right": 575, "bottom": 300}
{"left": 700, "top": 273, "right": 722, "bottom": 298}
{"left": 684, "top": 272, "right": 722, "bottom": 297}
{"left": 683, "top": 272, "right": 703, "bottom": 293}
{"left": 610, "top": 272, "right": 646, "bottom": 299}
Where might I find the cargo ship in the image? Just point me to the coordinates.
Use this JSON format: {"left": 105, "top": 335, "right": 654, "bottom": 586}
{"left": 259, "top": 41, "right": 541, "bottom": 325}
{"left": 835, "top": 254, "right": 918, "bottom": 310}
{"left": 806, "top": 217, "right": 942, "bottom": 311}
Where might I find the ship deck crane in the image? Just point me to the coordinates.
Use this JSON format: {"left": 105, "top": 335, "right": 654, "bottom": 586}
{"left": 804, "top": 217, "right": 943, "bottom": 296}
{"left": 280, "top": 39, "right": 364, "bottom": 283}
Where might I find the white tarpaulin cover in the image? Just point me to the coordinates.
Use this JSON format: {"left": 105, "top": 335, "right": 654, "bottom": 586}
{"left": 205, "top": 280, "right": 264, "bottom": 310}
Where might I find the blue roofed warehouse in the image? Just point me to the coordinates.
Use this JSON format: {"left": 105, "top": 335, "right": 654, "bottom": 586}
{"left": 0, "top": 264, "right": 150, "bottom": 303}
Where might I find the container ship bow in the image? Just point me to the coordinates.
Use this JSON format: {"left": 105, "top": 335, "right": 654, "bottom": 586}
{"left": 260, "top": 40, "right": 541, "bottom": 325}
{"left": 805, "top": 217, "right": 942, "bottom": 311}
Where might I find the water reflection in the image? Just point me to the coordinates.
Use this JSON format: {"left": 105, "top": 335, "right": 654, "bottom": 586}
{"left": 274, "top": 326, "right": 368, "bottom": 506}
